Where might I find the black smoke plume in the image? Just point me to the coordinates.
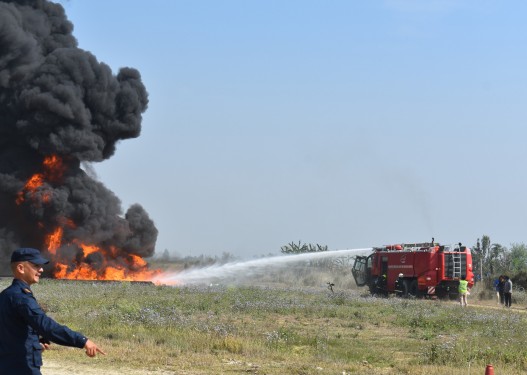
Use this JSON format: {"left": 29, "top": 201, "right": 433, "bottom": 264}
{"left": 0, "top": 0, "right": 157, "bottom": 276}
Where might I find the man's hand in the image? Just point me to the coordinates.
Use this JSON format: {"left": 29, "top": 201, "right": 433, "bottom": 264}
{"left": 84, "top": 339, "right": 106, "bottom": 357}
{"left": 39, "top": 337, "right": 51, "bottom": 350}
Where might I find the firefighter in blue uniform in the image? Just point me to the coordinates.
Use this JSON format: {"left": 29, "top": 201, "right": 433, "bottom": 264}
{"left": 0, "top": 248, "right": 105, "bottom": 374}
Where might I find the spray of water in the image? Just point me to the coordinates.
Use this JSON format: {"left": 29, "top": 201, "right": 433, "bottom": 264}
{"left": 153, "top": 248, "right": 372, "bottom": 285}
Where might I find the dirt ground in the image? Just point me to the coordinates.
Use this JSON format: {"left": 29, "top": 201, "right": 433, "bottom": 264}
{"left": 42, "top": 360, "right": 179, "bottom": 375}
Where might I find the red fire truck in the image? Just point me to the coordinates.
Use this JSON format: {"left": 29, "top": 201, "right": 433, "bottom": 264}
{"left": 351, "top": 241, "right": 474, "bottom": 298}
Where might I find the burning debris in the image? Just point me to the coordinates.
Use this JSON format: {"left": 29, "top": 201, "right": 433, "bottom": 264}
{"left": 0, "top": 0, "right": 158, "bottom": 280}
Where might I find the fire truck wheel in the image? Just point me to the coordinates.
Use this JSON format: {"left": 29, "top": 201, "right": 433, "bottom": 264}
{"left": 408, "top": 280, "right": 418, "bottom": 297}
{"left": 402, "top": 279, "right": 410, "bottom": 297}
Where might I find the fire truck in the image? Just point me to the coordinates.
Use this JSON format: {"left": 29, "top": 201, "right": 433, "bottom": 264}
{"left": 351, "top": 241, "right": 474, "bottom": 299}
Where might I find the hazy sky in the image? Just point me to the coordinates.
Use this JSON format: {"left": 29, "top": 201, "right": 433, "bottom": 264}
{"left": 62, "top": 1, "right": 527, "bottom": 258}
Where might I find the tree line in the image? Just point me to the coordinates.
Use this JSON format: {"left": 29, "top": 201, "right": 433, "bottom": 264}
{"left": 471, "top": 235, "right": 527, "bottom": 287}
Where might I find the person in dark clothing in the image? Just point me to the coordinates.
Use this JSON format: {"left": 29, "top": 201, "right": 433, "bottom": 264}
{"left": 375, "top": 273, "right": 388, "bottom": 295}
{"left": 498, "top": 275, "right": 505, "bottom": 305}
{"left": 394, "top": 273, "right": 404, "bottom": 297}
{"left": 0, "top": 248, "right": 105, "bottom": 374}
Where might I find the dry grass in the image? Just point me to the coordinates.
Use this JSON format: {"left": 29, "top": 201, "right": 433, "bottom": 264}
{"left": 2, "top": 261, "right": 526, "bottom": 375}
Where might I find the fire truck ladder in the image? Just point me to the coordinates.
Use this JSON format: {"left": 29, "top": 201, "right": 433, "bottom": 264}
{"left": 452, "top": 252, "right": 462, "bottom": 278}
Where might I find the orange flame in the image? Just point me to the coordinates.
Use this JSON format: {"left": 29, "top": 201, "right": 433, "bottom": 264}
{"left": 16, "top": 155, "right": 64, "bottom": 205}
{"left": 17, "top": 155, "right": 159, "bottom": 282}
{"left": 80, "top": 244, "right": 99, "bottom": 257}
{"left": 16, "top": 174, "right": 44, "bottom": 204}
{"left": 49, "top": 241, "right": 160, "bottom": 281}
{"left": 42, "top": 155, "right": 66, "bottom": 183}
{"left": 46, "top": 227, "right": 63, "bottom": 255}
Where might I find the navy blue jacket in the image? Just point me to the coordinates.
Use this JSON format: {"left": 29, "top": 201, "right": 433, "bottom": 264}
{"left": 0, "top": 279, "right": 87, "bottom": 375}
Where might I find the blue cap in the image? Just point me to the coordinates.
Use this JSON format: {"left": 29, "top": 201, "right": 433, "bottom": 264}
{"left": 11, "top": 248, "right": 50, "bottom": 265}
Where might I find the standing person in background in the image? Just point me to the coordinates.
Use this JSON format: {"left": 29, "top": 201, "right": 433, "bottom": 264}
{"left": 394, "top": 273, "right": 404, "bottom": 297}
{"left": 458, "top": 275, "right": 469, "bottom": 307}
{"left": 0, "top": 248, "right": 106, "bottom": 375}
{"left": 498, "top": 275, "right": 505, "bottom": 306}
{"left": 504, "top": 275, "right": 513, "bottom": 308}
{"left": 493, "top": 277, "right": 500, "bottom": 305}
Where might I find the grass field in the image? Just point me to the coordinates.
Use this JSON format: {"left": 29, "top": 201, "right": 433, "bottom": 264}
{"left": 2, "top": 262, "right": 527, "bottom": 375}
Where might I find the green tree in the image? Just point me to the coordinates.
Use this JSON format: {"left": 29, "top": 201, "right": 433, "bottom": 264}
{"left": 505, "top": 243, "right": 527, "bottom": 274}
{"left": 488, "top": 243, "right": 507, "bottom": 275}
{"left": 472, "top": 236, "right": 486, "bottom": 279}
{"left": 161, "top": 248, "right": 170, "bottom": 261}
{"left": 481, "top": 235, "right": 491, "bottom": 262}
{"left": 218, "top": 251, "right": 236, "bottom": 264}
{"left": 280, "top": 241, "right": 328, "bottom": 254}
{"left": 473, "top": 235, "right": 506, "bottom": 279}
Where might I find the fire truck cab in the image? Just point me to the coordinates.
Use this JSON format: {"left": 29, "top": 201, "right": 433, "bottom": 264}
{"left": 351, "top": 242, "right": 474, "bottom": 299}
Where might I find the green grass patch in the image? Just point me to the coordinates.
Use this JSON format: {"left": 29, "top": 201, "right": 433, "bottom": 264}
{"left": 1, "top": 276, "right": 526, "bottom": 374}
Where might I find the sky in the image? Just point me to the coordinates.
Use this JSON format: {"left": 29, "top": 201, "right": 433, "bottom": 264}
{"left": 60, "top": 0, "right": 527, "bottom": 259}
